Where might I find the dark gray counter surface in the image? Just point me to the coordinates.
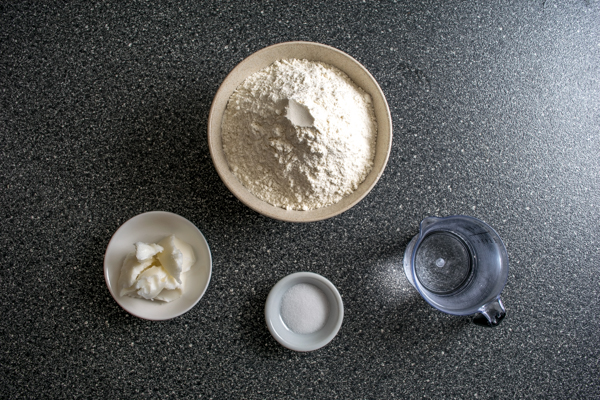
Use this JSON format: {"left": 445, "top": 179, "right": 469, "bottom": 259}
{"left": 1, "top": 1, "right": 599, "bottom": 398}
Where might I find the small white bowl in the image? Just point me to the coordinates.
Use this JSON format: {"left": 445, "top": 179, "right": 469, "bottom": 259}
{"left": 104, "top": 211, "right": 212, "bottom": 320}
{"left": 265, "top": 272, "right": 344, "bottom": 352}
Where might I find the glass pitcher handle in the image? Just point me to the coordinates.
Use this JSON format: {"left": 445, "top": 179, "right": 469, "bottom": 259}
{"left": 473, "top": 297, "right": 506, "bottom": 327}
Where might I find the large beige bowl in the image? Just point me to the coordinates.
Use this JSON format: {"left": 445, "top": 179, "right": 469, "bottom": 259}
{"left": 208, "top": 41, "right": 392, "bottom": 222}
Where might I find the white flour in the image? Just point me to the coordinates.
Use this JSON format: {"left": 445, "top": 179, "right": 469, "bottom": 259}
{"left": 221, "top": 59, "right": 377, "bottom": 211}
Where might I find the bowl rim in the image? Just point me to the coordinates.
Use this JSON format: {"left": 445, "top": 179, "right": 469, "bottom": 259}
{"left": 265, "top": 271, "right": 344, "bottom": 352}
{"left": 208, "top": 40, "right": 392, "bottom": 223}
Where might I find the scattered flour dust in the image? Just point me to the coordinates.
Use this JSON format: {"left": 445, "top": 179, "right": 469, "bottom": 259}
{"left": 221, "top": 58, "right": 377, "bottom": 211}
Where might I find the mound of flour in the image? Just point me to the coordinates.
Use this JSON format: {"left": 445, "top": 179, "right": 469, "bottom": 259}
{"left": 221, "top": 58, "right": 377, "bottom": 211}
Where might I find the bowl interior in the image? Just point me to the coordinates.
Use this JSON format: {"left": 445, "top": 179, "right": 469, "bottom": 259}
{"left": 265, "top": 272, "right": 344, "bottom": 352}
{"left": 208, "top": 41, "right": 392, "bottom": 222}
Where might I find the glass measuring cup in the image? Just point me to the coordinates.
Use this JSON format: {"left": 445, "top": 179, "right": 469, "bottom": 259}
{"left": 403, "top": 215, "right": 508, "bottom": 326}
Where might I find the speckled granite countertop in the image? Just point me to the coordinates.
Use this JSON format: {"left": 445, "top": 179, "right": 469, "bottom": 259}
{"left": 1, "top": 1, "right": 599, "bottom": 398}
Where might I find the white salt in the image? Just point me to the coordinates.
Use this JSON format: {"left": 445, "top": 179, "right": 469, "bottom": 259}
{"left": 280, "top": 283, "right": 330, "bottom": 334}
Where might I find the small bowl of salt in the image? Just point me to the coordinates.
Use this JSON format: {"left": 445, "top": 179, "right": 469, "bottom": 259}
{"left": 265, "top": 272, "right": 344, "bottom": 352}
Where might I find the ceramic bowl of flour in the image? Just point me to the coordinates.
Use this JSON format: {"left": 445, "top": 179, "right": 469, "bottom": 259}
{"left": 265, "top": 272, "right": 344, "bottom": 352}
{"left": 208, "top": 41, "right": 392, "bottom": 222}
